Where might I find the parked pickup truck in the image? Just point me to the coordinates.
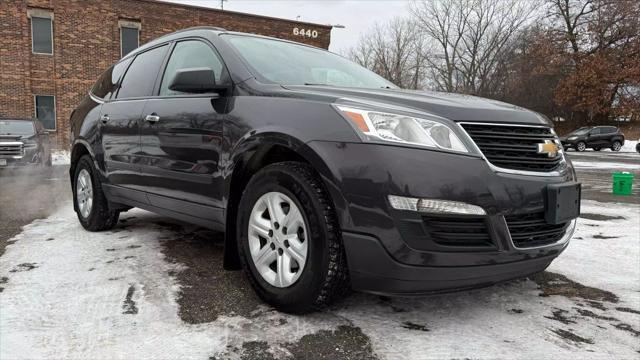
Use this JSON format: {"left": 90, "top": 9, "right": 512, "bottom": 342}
{"left": 0, "top": 118, "right": 51, "bottom": 168}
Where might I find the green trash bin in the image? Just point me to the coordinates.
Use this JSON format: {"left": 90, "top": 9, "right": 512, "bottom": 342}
{"left": 612, "top": 172, "right": 634, "bottom": 196}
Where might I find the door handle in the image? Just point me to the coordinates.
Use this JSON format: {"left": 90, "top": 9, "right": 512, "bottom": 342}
{"left": 145, "top": 114, "right": 160, "bottom": 123}
{"left": 100, "top": 114, "right": 110, "bottom": 124}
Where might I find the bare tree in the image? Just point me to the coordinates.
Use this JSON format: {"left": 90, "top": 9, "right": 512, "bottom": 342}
{"left": 411, "top": 0, "right": 537, "bottom": 96}
{"left": 348, "top": 18, "right": 427, "bottom": 89}
{"left": 547, "top": 0, "right": 640, "bottom": 122}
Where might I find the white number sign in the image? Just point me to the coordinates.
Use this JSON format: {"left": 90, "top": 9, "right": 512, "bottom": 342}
{"left": 293, "top": 28, "right": 318, "bottom": 39}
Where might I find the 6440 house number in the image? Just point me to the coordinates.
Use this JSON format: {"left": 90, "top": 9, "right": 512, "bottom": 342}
{"left": 293, "top": 28, "right": 318, "bottom": 38}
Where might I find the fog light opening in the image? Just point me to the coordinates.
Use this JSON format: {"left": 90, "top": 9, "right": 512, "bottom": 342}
{"left": 388, "top": 195, "right": 486, "bottom": 215}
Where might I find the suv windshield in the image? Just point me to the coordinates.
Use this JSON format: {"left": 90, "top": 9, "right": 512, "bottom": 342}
{"left": 226, "top": 35, "right": 397, "bottom": 89}
{"left": 0, "top": 120, "right": 35, "bottom": 135}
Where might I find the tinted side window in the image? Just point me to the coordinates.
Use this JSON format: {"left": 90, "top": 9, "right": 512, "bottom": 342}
{"left": 117, "top": 45, "right": 169, "bottom": 99}
{"left": 590, "top": 128, "right": 601, "bottom": 135}
{"left": 159, "top": 41, "right": 226, "bottom": 96}
{"left": 91, "top": 58, "right": 133, "bottom": 100}
{"left": 605, "top": 127, "right": 617, "bottom": 134}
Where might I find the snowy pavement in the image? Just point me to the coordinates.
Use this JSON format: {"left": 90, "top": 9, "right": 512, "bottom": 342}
{"left": 1, "top": 152, "right": 639, "bottom": 359}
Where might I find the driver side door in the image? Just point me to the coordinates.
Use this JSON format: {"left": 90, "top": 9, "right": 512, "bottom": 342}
{"left": 138, "top": 39, "right": 230, "bottom": 227}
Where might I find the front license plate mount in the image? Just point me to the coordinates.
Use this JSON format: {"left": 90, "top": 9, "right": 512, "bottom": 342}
{"left": 545, "top": 182, "right": 581, "bottom": 224}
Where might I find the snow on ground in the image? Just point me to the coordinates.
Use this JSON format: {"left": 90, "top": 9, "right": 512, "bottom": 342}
{"left": 51, "top": 150, "right": 70, "bottom": 166}
{"left": 572, "top": 161, "right": 639, "bottom": 170}
{"left": 0, "top": 208, "right": 337, "bottom": 359}
{"left": 621, "top": 140, "right": 638, "bottom": 153}
{"left": 1, "top": 201, "right": 639, "bottom": 359}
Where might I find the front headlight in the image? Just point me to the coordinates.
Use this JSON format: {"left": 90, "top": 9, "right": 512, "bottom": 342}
{"left": 335, "top": 105, "right": 469, "bottom": 153}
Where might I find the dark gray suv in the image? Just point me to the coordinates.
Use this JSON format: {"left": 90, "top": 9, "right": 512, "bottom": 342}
{"left": 69, "top": 27, "right": 580, "bottom": 313}
{"left": 561, "top": 126, "right": 625, "bottom": 151}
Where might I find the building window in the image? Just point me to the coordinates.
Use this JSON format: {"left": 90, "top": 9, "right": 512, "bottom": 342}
{"left": 28, "top": 9, "right": 54, "bottom": 55}
{"left": 119, "top": 20, "right": 141, "bottom": 58}
{"left": 34, "top": 95, "right": 56, "bottom": 130}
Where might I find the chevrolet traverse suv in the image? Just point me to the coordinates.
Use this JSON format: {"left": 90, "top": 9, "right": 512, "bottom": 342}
{"left": 70, "top": 28, "right": 580, "bottom": 313}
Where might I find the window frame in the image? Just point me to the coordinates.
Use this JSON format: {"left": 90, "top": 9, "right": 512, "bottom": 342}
{"left": 33, "top": 94, "right": 56, "bottom": 131}
{"left": 30, "top": 16, "right": 54, "bottom": 55}
{"left": 90, "top": 57, "right": 134, "bottom": 102}
{"left": 120, "top": 26, "right": 140, "bottom": 58}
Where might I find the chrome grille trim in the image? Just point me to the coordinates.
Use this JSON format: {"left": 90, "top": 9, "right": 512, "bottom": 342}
{"left": 457, "top": 122, "right": 568, "bottom": 177}
{"left": 0, "top": 141, "right": 24, "bottom": 158}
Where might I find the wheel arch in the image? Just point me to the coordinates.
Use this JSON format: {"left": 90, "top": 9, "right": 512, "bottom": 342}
{"left": 222, "top": 132, "right": 348, "bottom": 270}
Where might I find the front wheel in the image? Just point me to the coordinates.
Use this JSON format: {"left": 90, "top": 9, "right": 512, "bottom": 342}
{"left": 576, "top": 141, "right": 586, "bottom": 152}
{"left": 611, "top": 141, "right": 622, "bottom": 152}
{"left": 73, "top": 155, "right": 119, "bottom": 231}
{"left": 237, "top": 162, "right": 349, "bottom": 313}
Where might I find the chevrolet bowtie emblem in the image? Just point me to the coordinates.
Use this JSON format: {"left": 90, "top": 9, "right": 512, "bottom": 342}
{"left": 537, "top": 140, "right": 560, "bottom": 157}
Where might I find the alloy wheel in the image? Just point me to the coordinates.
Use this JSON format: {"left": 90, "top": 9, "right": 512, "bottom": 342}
{"left": 248, "top": 191, "right": 308, "bottom": 288}
{"left": 76, "top": 169, "right": 94, "bottom": 219}
{"left": 612, "top": 141, "right": 621, "bottom": 151}
{"left": 577, "top": 142, "right": 586, "bottom": 151}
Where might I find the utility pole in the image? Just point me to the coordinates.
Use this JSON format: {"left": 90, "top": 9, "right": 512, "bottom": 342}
{"left": 220, "top": 0, "right": 227, "bottom": 10}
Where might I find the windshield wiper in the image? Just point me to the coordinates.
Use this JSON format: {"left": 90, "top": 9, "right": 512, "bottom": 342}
{"left": 304, "top": 82, "right": 330, "bottom": 86}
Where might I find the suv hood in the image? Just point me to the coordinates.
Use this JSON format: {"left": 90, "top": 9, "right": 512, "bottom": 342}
{"left": 282, "top": 85, "right": 549, "bottom": 125}
{"left": 0, "top": 134, "right": 33, "bottom": 141}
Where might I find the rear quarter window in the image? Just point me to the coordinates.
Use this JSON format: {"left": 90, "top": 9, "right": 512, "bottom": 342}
{"left": 91, "top": 58, "right": 133, "bottom": 100}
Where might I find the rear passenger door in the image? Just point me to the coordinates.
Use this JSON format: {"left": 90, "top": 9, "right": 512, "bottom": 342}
{"left": 586, "top": 127, "right": 602, "bottom": 147}
{"left": 100, "top": 44, "right": 169, "bottom": 198}
{"left": 138, "top": 39, "right": 229, "bottom": 224}
{"left": 602, "top": 127, "right": 617, "bottom": 146}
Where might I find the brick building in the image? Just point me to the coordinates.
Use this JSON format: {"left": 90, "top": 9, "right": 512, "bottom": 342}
{"left": 0, "top": 0, "right": 332, "bottom": 148}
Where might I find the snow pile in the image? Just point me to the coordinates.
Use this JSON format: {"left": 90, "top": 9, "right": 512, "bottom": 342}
{"left": 51, "top": 150, "right": 70, "bottom": 166}
{"left": 621, "top": 140, "right": 638, "bottom": 153}
{"left": 1, "top": 201, "right": 639, "bottom": 359}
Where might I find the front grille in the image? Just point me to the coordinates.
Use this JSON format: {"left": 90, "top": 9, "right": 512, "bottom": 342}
{"left": 506, "top": 212, "right": 569, "bottom": 248}
{"left": 461, "top": 123, "right": 563, "bottom": 172}
{"left": 0, "top": 142, "right": 23, "bottom": 157}
{"left": 422, "top": 216, "right": 492, "bottom": 247}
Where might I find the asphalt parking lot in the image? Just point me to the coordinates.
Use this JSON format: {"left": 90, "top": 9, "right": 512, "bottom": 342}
{"left": 1, "top": 151, "right": 638, "bottom": 359}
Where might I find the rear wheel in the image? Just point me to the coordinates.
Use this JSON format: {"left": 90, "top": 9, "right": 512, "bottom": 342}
{"left": 611, "top": 141, "right": 622, "bottom": 152}
{"left": 576, "top": 141, "right": 586, "bottom": 152}
{"left": 73, "top": 155, "right": 119, "bottom": 231}
{"left": 237, "top": 162, "right": 349, "bottom": 313}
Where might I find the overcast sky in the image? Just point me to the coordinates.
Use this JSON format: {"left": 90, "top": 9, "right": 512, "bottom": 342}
{"left": 164, "top": 0, "right": 412, "bottom": 52}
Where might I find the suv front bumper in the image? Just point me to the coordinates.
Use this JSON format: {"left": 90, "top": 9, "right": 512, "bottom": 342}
{"left": 306, "top": 141, "right": 579, "bottom": 295}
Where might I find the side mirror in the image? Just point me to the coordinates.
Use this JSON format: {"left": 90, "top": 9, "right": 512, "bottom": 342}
{"left": 168, "top": 67, "right": 221, "bottom": 94}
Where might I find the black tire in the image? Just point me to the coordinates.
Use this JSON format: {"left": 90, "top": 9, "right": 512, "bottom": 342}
{"left": 237, "top": 161, "right": 350, "bottom": 313}
{"left": 611, "top": 141, "right": 622, "bottom": 152}
{"left": 73, "top": 155, "right": 119, "bottom": 231}
{"left": 576, "top": 141, "right": 586, "bottom": 152}
{"left": 593, "top": 147, "right": 601, "bottom": 151}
